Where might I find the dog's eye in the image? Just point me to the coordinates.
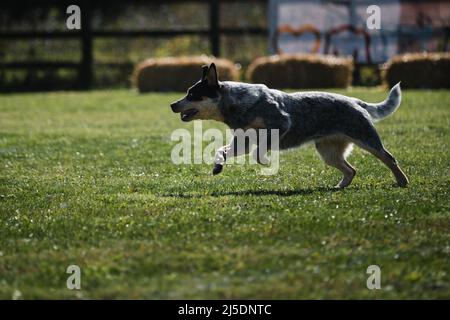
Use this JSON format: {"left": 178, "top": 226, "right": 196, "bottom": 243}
{"left": 187, "top": 93, "right": 202, "bottom": 101}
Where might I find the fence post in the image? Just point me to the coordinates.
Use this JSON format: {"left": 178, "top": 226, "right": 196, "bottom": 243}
{"left": 80, "top": 1, "right": 93, "bottom": 89}
{"left": 209, "top": 0, "right": 220, "bottom": 57}
{"left": 443, "top": 27, "right": 449, "bottom": 52}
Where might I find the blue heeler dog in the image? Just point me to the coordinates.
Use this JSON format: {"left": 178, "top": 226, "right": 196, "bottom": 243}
{"left": 170, "top": 63, "right": 409, "bottom": 188}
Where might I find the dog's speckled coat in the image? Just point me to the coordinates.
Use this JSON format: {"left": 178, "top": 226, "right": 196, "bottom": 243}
{"left": 170, "top": 63, "right": 409, "bottom": 188}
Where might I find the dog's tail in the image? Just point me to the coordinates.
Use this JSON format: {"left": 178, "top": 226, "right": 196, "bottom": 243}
{"left": 355, "top": 82, "right": 402, "bottom": 122}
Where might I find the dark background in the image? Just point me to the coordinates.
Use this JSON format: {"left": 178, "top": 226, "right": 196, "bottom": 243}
{"left": 0, "top": 0, "right": 449, "bottom": 91}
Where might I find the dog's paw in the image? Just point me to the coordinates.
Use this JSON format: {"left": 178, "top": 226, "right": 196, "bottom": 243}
{"left": 395, "top": 172, "right": 409, "bottom": 188}
{"left": 397, "top": 176, "right": 409, "bottom": 188}
{"left": 212, "top": 164, "right": 223, "bottom": 175}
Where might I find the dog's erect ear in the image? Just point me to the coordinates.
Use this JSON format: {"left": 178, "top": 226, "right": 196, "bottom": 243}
{"left": 207, "top": 63, "right": 219, "bottom": 87}
{"left": 201, "top": 65, "right": 208, "bottom": 81}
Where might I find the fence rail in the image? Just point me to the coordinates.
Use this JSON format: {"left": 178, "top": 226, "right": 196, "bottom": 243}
{"left": 0, "top": 0, "right": 268, "bottom": 90}
{"left": 2, "top": 0, "right": 447, "bottom": 90}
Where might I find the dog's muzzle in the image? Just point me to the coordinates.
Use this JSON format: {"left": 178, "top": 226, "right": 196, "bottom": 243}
{"left": 170, "top": 102, "right": 180, "bottom": 113}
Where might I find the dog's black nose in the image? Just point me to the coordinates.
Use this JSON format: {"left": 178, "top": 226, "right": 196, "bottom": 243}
{"left": 170, "top": 102, "right": 179, "bottom": 113}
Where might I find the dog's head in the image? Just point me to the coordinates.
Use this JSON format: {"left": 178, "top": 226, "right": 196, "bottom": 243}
{"left": 170, "top": 63, "right": 223, "bottom": 122}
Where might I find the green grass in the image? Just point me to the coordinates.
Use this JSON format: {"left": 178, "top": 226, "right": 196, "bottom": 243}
{"left": 0, "top": 88, "right": 449, "bottom": 299}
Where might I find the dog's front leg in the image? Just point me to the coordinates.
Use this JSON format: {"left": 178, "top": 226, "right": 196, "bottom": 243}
{"left": 212, "top": 145, "right": 230, "bottom": 175}
{"left": 252, "top": 147, "right": 269, "bottom": 165}
{"left": 212, "top": 135, "right": 251, "bottom": 175}
{"left": 251, "top": 130, "right": 272, "bottom": 165}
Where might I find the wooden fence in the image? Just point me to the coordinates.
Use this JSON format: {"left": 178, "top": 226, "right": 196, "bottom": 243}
{"left": 2, "top": 0, "right": 448, "bottom": 90}
{"left": 0, "top": 0, "right": 268, "bottom": 90}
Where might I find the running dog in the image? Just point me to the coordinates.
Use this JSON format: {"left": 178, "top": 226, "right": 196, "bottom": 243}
{"left": 170, "top": 63, "right": 409, "bottom": 188}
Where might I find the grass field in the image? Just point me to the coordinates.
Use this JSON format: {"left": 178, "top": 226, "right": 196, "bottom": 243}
{"left": 0, "top": 88, "right": 449, "bottom": 299}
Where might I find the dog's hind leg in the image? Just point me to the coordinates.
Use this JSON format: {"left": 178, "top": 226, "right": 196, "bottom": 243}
{"left": 315, "top": 137, "right": 356, "bottom": 188}
{"left": 355, "top": 141, "right": 409, "bottom": 187}
{"left": 347, "top": 125, "right": 409, "bottom": 187}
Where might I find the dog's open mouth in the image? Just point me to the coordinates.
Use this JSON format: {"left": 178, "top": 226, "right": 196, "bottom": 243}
{"left": 181, "top": 108, "right": 198, "bottom": 122}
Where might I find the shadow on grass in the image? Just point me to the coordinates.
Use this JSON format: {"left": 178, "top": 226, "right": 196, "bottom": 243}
{"left": 159, "top": 186, "right": 345, "bottom": 198}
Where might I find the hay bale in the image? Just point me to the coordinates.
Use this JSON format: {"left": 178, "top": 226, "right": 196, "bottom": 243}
{"left": 384, "top": 52, "right": 450, "bottom": 89}
{"left": 247, "top": 54, "right": 353, "bottom": 88}
{"left": 132, "top": 56, "right": 239, "bottom": 92}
